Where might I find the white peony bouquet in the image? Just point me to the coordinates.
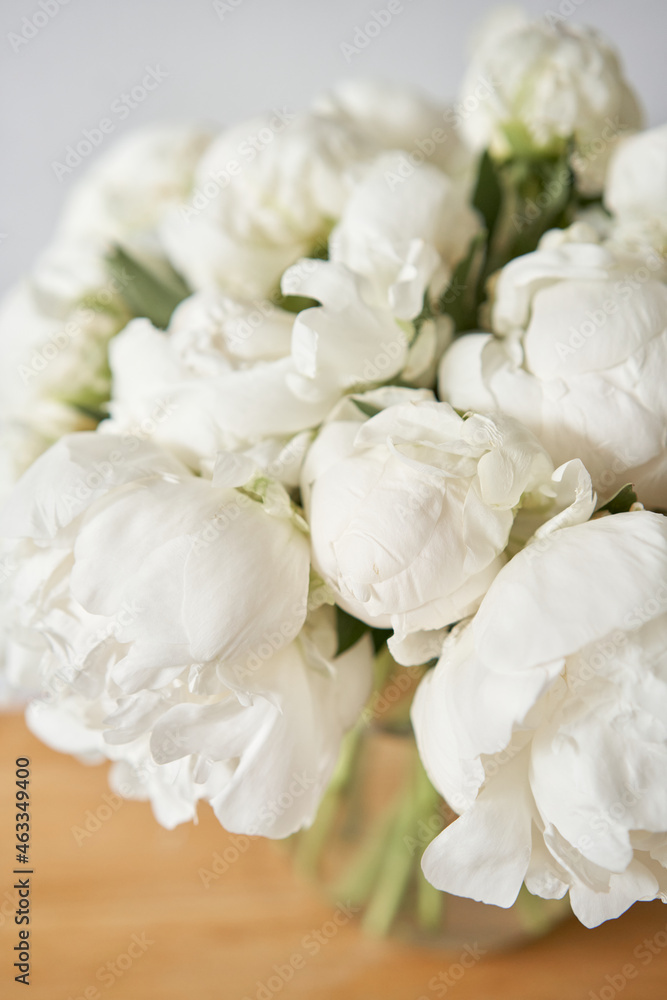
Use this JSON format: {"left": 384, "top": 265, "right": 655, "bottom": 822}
{"left": 1, "top": 8, "right": 666, "bottom": 937}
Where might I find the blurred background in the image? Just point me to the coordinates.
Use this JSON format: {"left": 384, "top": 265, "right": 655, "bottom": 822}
{"left": 1, "top": 0, "right": 667, "bottom": 292}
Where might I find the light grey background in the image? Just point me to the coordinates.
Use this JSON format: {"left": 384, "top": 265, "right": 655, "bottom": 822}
{"left": 1, "top": 0, "right": 665, "bottom": 292}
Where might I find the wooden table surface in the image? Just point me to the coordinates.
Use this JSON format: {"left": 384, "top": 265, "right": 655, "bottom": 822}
{"left": 1, "top": 711, "right": 666, "bottom": 1000}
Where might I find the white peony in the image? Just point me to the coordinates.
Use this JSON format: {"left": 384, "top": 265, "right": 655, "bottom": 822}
{"left": 23, "top": 697, "right": 227, "bottom": 831}
{"left": 459, "top": 9, "right": 642, "bottom": 193}
{"left": 103, "top": 288, "right": 328, "bottom": 478}
{"left": 439, "top": 225, "right": 667, "bottom": 508}
{"left": 605, "top": 125, "right": 667, "bottom": 255}
{"left": 281, "top": 258, "right": 432, "bottom": 400}
{"left": 161, "top": 110, "right": 377, "bottom": 301}
{"left": 412, "top": 510, "right": 667, "bottom": 927}
{"left": 0, "top": 432, "right": 373, "bottom": 835}
{"left": 161, "top": 88, "right": 478, "bottom": 304}
{"left": 302, "top": 389, "right": 594, "bottom": 658}
{"left": 329, "top": 152, "right": 480, "bottom": 320}
{"left": 22, "top": 601, "right": 372, "bottom": 837}
{"left": 606, "top": 124, "right": 667, "bottom": 224}
{"left": 0, "top": 246, "right": 131, "bottom": 499}
{"left": 0, "top": 126, "right": 212, "bottom": 499}
{"left": 55, "top": 125, "right": 212, "bottom": 251}
{"left": 313, "top": 78, "right": 476, "bottom": 182}
{"left": 104, "top": 254, "right": 445, "bottom": 478}
{"left": 0, "top": 433, "right": 310, "bottom": 689}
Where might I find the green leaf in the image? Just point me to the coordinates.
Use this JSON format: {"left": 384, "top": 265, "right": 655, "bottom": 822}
{"left": 351, "top": 398, "right": 384, "bottom": 419}
{"left": 472, "top": 150, "right": 503, "bottom": 243}
{"left": 597, "top": 484, "right": 639, "bottom": 515}
{"left": 456, "top": 152, "right": 504, "bottom": 331}
{"left": 439, "top": 230, "right": 488, "bottom": 334}
{"left": 71, "top": 401, "right": 109, "bottom": 423}
{"left": 335, "top": 606, "right": 370, "bottom": 656}
{"left": 309, "top": 238, "right": 330, "bottom": 261}
{"left": 270, "top": 236, "right": 330, "bottom": 313}
{"left": 509, "top": 153, "right": 575, "bottom": 260}
{"left": 370, "top": 628, "right": 392, "bottom": 654}
{"left": 107, "top": 246, "right": 191, "bottom": 330}
{"left": 272, "top": 292, "right": 319, "bottom": 314}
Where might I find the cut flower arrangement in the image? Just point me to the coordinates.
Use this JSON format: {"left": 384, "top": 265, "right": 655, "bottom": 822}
{"left": 1, "top": 7, "right": 666, "bottom": 942}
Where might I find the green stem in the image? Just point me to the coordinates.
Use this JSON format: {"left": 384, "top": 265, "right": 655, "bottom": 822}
{"left": 292, "top": 723, "right": 365, "bottom": 875}
{"left": 515, "top": 885, "right": 571, "bottom": 936}
{"left": 417, "top": 874, "right": 444, "bottom": 932}
{"left": 362, "top": 749, "right": 444, "bottom": 936}
{"left": 332, "top": 803, "right": 401, "bottom": 908}
{"left": 362, "top": 779, "right": 420, "bottom": 936}
{"left": 412, "top": 757, "right": 447, "bottom": 932}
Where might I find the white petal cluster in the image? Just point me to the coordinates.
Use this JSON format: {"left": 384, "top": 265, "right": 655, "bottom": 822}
{"left": 0, "top": 251, "right": 122, "bottom": 500}
{"left": 102, "top": 261, "right": 440, "bottom": 481}
{"left": 313, "top": 78, "right": 475, "bottom": 182}
{"left": 412, "top": 511, "right": 667, "bottom": 927}
{"left": 161, "top": 85, "right": 477, "bottom": 302}
{"left": 303, "top": 389, "right": 594, "bottom": 659}
{"left": 459, "top": 8, "right": 642, "bottom": 192}
{"left": 0, "top": 433, "right": 372, "bottom": 835}
{"left": 440, "top": 224, "right": 667, "bottom": 507}
{"left": 55, "top": 125, "right": 212, "bottom": 250}
{"left": 605, "top": 124, "right": 667, "bottom": 256}
{"left": 329, "top": 152, "right": 479, "bottom": 318}
{"left": 0, "top": 126, "right": 213, "bottom": 500}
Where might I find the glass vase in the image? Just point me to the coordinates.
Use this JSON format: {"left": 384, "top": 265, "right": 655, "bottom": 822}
{"left": 286, "top": 651, "right": 570, "bottom": 951}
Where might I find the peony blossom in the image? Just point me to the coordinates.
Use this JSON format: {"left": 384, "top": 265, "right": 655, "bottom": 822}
{"left": 605, "top": 124, "right": 667, "bottom": 255}
{"left": 0, "top": 247, "right": 130, "bottom": 499}
{"left": 313, "top": 78, "right": 475, "bottom": 182}
{"left": 0, "top": 432, "right": 373, "bottom": 834}
{"left": 282, "top": 259, "right": 420, "bottom": 400}
{"left": 160, "top": 86, "right": 478, "bottom": 304}
{"left": 329, "top": 152, "right": 479, "bottom": 320}
{"left": 104, "top": 258, "right": 446, "bottom": 478}
{"left": 103, "top": 289, "right": 329, "bottom": 478}
{"left": 606, "top": 124, "right": 667, "bottom": 225}
{"left": 302, "top": 389, "right": 594, "bottom": 659}
{"left": 54, "top": 125, "right": 212, "bottom": 249}
{"left": 439, "top": 224, "right": 667, "bottom": 508}
{"left": 459, "top": 9, "right": 642, "bottom": 193}
{"left": 22, "top": 602, "right": 372, "bottom": 838}
{"left": 0, "top": 432, "right": 310, "bottom": 693}
{"left": 0, "top": 126, "right": 213, "bottom": 500}
{"left": 160, "top": 110, "right": 377, "bottom": 301}
{"left": 412, "top": 510, "right": 667, "bottom": 927}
